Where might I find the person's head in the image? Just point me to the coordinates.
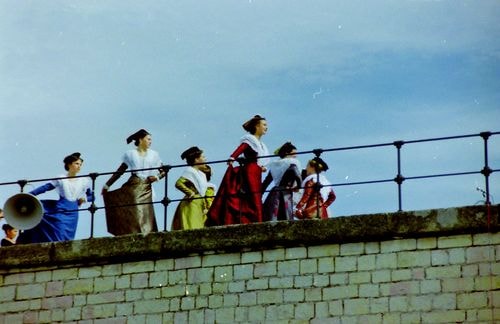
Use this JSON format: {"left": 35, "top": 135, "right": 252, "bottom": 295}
{"left": 199, "top": 164, "right": 212, "bottom": 181}
{"left": 242, "top": 115, "right": 267, "bottom": 136}
{"left": 306, "top": 157, "right": 329, "bottom": 175}
{"left": 181, "top": 146, "right": 206, "bottom": 166}
{"left": 126, "top": 129, "right": 151, "bottom": 148}
{"left": 276, "top": 142, "right": 297, "bottom": 158}
{"left": 63, "top": 152, "right": 84, "bottom": 173}
{"left": 2, "top": 223, "right": 18, "bottom": 239}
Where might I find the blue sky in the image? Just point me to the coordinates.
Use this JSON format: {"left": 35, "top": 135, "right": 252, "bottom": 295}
{"left": 1, "top": 1, "right": 499, "bottom": 239}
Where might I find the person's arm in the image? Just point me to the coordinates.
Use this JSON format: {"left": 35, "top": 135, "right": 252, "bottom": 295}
{"left": 102, "top": 163, "right": 128, "bottom": 194}
{"left": 291, "top": 166, "right": 302, "bottom": 190}
{"left": 29, "top": 183, "right": 56, "bottom": 196}
{"left": 78, "top": 187, "right": 94, "bottom": 206}
{"left": 227, "top": 142, "right": 250, "bottom": 165}
{"left": 261, "top": 172, "right": 273, "bottom": 192}
{"left": 175, "top": 178, "right": 197, "bottom": 198}
{"left": 322, "top": 189, "right": 336, "bottom": 209}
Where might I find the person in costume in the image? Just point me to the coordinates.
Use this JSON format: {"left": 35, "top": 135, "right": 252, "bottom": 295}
{"left": 262, "top": 142, "right": 302, "bottom": 222}
{"left": 207, "top": 115, "right": 269, "bottom": 225}
{"left": 295, "top": 157, "right": 336, "bottom": 220}
{"left": 171, "top": 146, "right": 210, "bottom": 230}
{"left": 1, "top": 223, "right": 18, "bottom": 247}
{"left": 17, "top": 152, "right": 93, "bottom": 243}
{"left": 102, "top": 129, "right": 164, "bottom": 235}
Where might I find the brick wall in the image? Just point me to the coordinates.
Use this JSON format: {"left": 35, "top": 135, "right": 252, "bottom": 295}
{"left": 1, "top": 205, "right": 499, "bottom": 323}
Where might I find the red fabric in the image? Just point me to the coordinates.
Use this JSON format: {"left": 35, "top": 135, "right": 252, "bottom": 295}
{"left": 295, "top": 179, "right": 336, "bottom": 219}
{"left": 207, "top": 143, "right": 264, "bottom": 225}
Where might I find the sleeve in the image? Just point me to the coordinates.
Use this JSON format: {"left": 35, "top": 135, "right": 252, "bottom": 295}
{"left": 261, "top": 172, "right": 273, "bottom": 192}
{"left": 323, "top": 189, "right": 336, "bottom": 208}
{"left": 175, "top": 177, "right": 198, "bottom": 197}
{"left": 291, "top": 165, "right": 302, "bottom": 189}
{"left": 230, "top": 143, "right": 250, "bottom": 159}
{"left": 283, "top": 165, "right": 302, "bottom": 189}
{"left": 153, "top": 151, "right": 164, "bottom": 178}
{"left": 85, "top": 187, "right": 94, "bottom": 203}
{"left": 121, "top": 151, "right": 131, "bottom": 167}
{"left": 29, "top": 182, "right": 56, "bottom": 196}
{"left": 154, "top": 151, "right": 163, "bottom": 167}
{"left": 105, "top": 163, "right": 128, "bottom": 188}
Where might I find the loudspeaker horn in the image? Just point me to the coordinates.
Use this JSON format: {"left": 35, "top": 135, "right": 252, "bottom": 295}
{"left": 3, "top": 193, "right": 43, "bottom": 230}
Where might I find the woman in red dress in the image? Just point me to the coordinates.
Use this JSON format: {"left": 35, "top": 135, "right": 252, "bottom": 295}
{"left": 207, "top": 115, "right": 269, "bottom": 225}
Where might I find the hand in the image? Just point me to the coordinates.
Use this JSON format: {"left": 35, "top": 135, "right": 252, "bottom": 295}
{"left": 78, "top": 198, "right": 85, "bottom": 206}
{"left": 261, "top": 166, "right": 267, "bottom": 172}
{"left": 147, "top": 176, "right": 157, "bottom": 183}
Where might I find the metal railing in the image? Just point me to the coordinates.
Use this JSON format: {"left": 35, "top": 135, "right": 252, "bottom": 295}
{"left": 1, "top": 131, "right": 498, "bottom": 239}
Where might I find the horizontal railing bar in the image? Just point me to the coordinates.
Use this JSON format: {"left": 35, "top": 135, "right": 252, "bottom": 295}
{"left": 405, "top": 170, "right": 481, "bottom": 181}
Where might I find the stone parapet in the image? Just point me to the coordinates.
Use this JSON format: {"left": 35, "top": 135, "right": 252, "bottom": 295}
{"left": 0, "top": 205, "right": 497, "bottom": 269}
{"left": 1, "top": 205, "right": 499, "bottom": 323}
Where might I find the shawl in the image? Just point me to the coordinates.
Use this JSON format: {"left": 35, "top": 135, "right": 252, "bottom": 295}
{"left": 268, "top": 157, "right": 302, "bottom": 186}
{"left": 180, "top": 166, "right": 208, "bottom": 196}
{"left": 240, "top": 134, "right": 270, "bottom": 166}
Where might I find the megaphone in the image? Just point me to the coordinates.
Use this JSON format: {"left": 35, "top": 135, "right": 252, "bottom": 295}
{"left": 3, "top": 193, "right": 43, "bottom": 230}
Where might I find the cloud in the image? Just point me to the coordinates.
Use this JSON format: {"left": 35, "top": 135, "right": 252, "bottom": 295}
{"left": 1, "top": 0, "right": 499, "bottom": 238}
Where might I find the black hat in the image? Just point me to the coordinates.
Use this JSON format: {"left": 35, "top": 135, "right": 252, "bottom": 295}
{"left": 2, "top": 223, "right": 14, "bottom": 231}
{"left": 63, "top": 152, "right": 83, "bottom": 171}
{"left": 181, "top": 146, "right": 203, "bottom": 161}
{"left": 126, "top": 129, "right": 150, "bottom": 144}
{"left": 63, "top": 152, "right": 81, "bottom": 164}
{"left": 310, "top": 157, "right": 329, "bottom": 172}
{"left": 276, "top": 142, "right": 297, "bottom": 158}
{"left": 242, "top": 115, "right": 265, "bottom": 133}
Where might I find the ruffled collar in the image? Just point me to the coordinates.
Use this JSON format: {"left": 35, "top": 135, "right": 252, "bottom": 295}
{"left": 181, "top": 166, "right": 208, "bottom": 196}
{"left": 240, "top": 134, "right": 270, "bottom": 166}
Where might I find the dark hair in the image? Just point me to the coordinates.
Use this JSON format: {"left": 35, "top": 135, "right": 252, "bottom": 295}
{"left": 2, "top": 224, "right": 14, "bottom": 232}
{"left": 200, "top": 164, "right": 212, "bottom": 181}
{"left": 63, "top": 152, "right": 83, "bottom": 171}
{"left": 242, "top": 115, "right": 266, "bottom": 134}
{"left": 126, "top": 129, "right": 150, "bottom": 146}
{"left": 181, "top": 146, "right": 203, "bottom": 166}
{"left": 277, "top": 142, "right": 297, "bottom": 158}
{"left": 308, "top": 157, "right": 329, "bottom": 172}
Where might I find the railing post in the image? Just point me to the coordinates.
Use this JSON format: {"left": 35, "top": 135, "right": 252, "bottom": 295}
{"left": 480, "top": 132, "right": 492, "bottom": 206}
{"left": 393, "top": 141, "right": 405, "bottom": 212}
{"left": 88, "top": 172, "right": 99, "bottom": 239}
{"left": 160, "top": 165, "right": 172, "bottom": 232}
{"left": 313, "top": 149, "right": 324, "bottom": 217}
{"left": 17, "top": 180, "right": 28, "bottom": 193}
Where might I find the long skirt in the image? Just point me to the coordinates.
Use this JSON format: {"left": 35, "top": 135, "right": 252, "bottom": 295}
{"left": 17, "top": 198, "right": 79, "bottom": 243}
{"left": 171, "top": 195, "right": 207, "bottom": 230}
{"left": 103, "top": 175, "right": 158, "bottom": 236}
{"left": 262, "top": 186, "right": 295, "bottom": 222}
{"left": 207, "top": 163, "right": 263, "bottom": 226}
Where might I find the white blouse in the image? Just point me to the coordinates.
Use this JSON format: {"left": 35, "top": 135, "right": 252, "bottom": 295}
{"left": 122, "top": 149, "right": 163, "bottom": 179}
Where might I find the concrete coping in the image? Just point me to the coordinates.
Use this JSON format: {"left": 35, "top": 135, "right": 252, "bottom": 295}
{"left": 0, "top": 204, "right": 498, "bottom": 270}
